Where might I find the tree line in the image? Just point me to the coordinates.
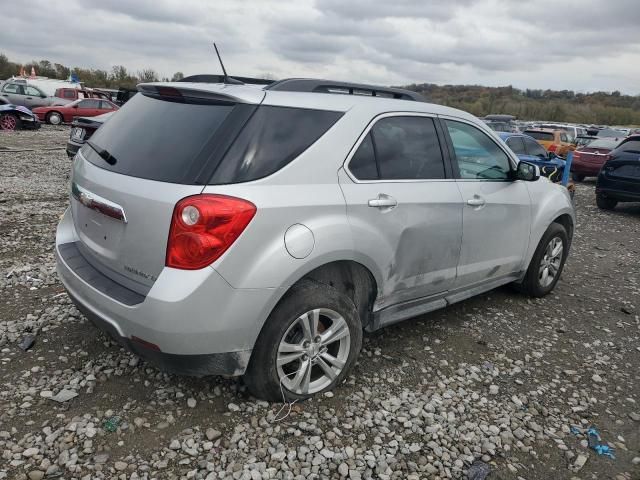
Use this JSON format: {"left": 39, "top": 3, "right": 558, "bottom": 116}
{"left": 0, "top": 53, "right": 184, "bottom": 89}
{"left": 406, "top": 84, "right": 640, "bottom": 126}
{"left": 2, "top": 53, "right": 638, "bottom": 125}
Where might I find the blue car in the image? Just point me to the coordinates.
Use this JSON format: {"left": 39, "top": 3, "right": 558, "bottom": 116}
{"left": 498, "top": 132, "right": 566, "bottom": 183}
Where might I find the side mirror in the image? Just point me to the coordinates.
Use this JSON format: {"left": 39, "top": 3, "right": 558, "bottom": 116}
{"left": 515, "top": 161, "right": 540, "bottom": 181}
{"left": 548, "top": 151, "right": 557, "bottom": 159}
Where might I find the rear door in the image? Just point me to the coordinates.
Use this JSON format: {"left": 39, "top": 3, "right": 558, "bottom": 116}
{"left": 1, "top": 83, "right": 25, "bottom": 106}
{"left": 441, "top": 118, "right": 531, "bottom": 288}
{"left": 70, "top": 91, "right": 253, "bottom": 293}
{"left": 339, "top": 113, "right": 463, "bottom": 309}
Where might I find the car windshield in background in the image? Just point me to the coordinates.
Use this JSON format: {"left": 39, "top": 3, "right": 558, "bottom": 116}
{"left": 597, "top": 129, "right": 626, "bottom": 138}
{"left": 81, "top": 93, "right": 234, "bottom": 184}
{"left": 524, "top": 131, "right": 554, "bottom": 141}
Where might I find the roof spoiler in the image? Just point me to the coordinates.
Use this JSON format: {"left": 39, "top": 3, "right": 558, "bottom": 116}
{"left": 178, "top": 74, "right": 275, "bottom": 86}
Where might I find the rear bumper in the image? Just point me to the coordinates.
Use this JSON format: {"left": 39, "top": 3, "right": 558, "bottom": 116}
{"left": 571, "top": 160, "right": 602, "bottom": 176}
{"left": 55, "top": 207, "right": 281, "bottom": 376}
{"left": 597, "top": 176, "right": 640, "bottom": 202}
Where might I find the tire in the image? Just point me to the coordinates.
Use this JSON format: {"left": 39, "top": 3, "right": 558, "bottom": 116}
{"left": 46, "top": 112, "right": 63, "bottom": 125}
{"left": 244, "top": 280, "right": 363, "bottom": 402}
{"left": 572, "top": 173, "right": 585, "bottom": 182}
{"left": 0, "top": 113, "right": 20, "bottom": 131}
{"left": 519, "top": 223, "right": 569, "bottom": 298}
{"left": 596, "top": 193, "right": 617, "bottom": 210}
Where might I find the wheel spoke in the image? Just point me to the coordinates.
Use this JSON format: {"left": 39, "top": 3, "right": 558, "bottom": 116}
{"left": 321, "top": 351, "right": 346, "bottom": 370}
{"left": 299, "top": 310, "right": 319, "bottom": 341}
{"left": 316, "top": 357, "right": 337, "bottom": 380}
{"left": 320, "top": 317, "right": 349, "bottom": 346}
{"left": 277, "top": 351, "right": 305, "bottom": 367}
{"left": 540, "top": 266, "right": 549, "bottom": 285}
{"left": 289, "top": 358, "right": 312, "bottom": 393}
{"left": 551, "top": 240, "right": 563, "bottom": 258}
{"left": 279, "top": 342, "right": 305, "bottom": 354}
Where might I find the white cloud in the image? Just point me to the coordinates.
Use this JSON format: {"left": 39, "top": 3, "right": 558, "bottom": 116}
{"left": 1, "top": 0, "right": 638, "bottom": 94}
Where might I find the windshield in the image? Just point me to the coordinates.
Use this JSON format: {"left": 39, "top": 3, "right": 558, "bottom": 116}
{"left": 586, "top": 139, "right": 619, "bottom": 149}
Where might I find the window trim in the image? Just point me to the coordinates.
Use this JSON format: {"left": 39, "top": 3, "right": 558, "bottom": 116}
{"left": 438, "top": 115, "right": 518, "bottom": 182}
{"left": 343, "top": 111, "right": 454, "bottom": 183}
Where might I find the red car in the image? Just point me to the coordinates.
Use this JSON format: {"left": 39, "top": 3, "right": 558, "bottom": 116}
{"left": 571, "top": 138, "right": 621, "bottom": 181}
{"left": 33, "top": 99, "right": 118, "bottom": 125}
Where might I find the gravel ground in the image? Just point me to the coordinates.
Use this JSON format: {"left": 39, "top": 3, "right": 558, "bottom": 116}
{"left": 0, "top": 126, "right": 639, "bottom": 480}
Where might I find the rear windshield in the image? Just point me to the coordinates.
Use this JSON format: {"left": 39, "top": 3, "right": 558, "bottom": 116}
{"left": 586, "top": 139, "right": 618, "bottom": 150}
{"left": 82, "top": 94, "right": 234, "bottom": 184}
{"left": 83, "top": 94, "right": 343, "bottom": 185}
{"left": 524, "top": 131, "right": 554, "bottom": 141}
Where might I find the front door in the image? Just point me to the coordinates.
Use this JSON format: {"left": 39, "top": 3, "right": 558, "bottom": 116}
{"left": 441, "top": 118, "right": 531, "bottom": 288}
{"left": 339, "top": 114, "right": 463, "bottom": 310}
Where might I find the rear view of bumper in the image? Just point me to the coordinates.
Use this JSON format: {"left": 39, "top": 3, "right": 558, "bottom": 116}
{"left": 55, "top": 207, "right": 279, "bottom": 376}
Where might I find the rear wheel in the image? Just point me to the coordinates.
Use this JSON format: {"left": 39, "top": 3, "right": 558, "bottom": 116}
{"left": 244, "top": 280, "right": 362, "bottom": 401}
{"left": 0, "top": 113, "right": 20, "bottom": 131}
{"left": 46, "top": 112, "right": 63, "bottom": 125}
{"left": 519, "top": 223, "right": 569, "bottom": 297}
{"left": 572, "top": 172, "right": 585, "bottom": 182}
{"left": 596, "top": 193, "right": 617, "bottom": 210}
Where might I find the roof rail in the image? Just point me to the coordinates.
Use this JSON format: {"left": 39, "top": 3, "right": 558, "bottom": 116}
{"left": 265, "top": 78, "right": 425, "bottom": 102}
{"left": 179, "top": 74, "right": 275, "bottom": 85}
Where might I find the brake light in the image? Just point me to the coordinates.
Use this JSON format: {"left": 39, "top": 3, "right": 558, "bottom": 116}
{"left": 166, "top": 194, "right": 256, "bottom": 270}
{"left": 548, "top": 144, "right": 557, "bottom": 152}
{"left": 572, "top": 152, "right": 581, "bottom": 160}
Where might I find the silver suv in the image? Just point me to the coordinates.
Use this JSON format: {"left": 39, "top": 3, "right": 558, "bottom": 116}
{"left": 56, "top": 78, "right": 575, "bottom": 401}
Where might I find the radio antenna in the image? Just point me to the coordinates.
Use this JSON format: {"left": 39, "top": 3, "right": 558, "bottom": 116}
{"left": 213, "top": 42, "right": 229, "bottom": 81}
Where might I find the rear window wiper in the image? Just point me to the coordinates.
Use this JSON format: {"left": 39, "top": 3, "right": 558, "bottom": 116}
{"left": 86, "top": 140, "right": 118, "bottom": 166}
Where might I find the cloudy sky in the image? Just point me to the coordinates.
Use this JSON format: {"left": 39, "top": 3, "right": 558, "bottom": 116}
{"left": 2, "top": 0, "right": 639, "bottom": 93}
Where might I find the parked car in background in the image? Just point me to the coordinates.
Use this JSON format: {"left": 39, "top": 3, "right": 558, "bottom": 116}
{"left": 523, "top": 128, "right": 573, "bottom": 157}
{"left": 483, "top": 114, "right": 519, "bottom": 133}
{"left": 55, "top": 78, "right": 574, "bottom": 400}
{"left": 574, "top": 135, "right": 597, "bottom": 148}
{"left": 596, "top": 135, "right": 640, "bottom": 209}
{"left": 571, "top": 138, "right": 620, "bottom": 181}
{"left": 596, "top": 128, "right": 627, "bottom": 138}
{"left": 0, "top": 81, "right": 57, "bottom": 109}
{"left": 55, "top": 88, "right": 111, "bottom": 103}
{"left": 66, "top": 112, "right": 114, "bottom": 157}
{"left": 115, "top": 87, "right": 138, "bottom": 106}
{"left": 33, "top": 98, "right": 118, "bottom": 125}
{"left": 0, "top": 104, "right": 41, "bottom": 130}
{"left": 499, "top": 132, "right": 567, "bottom": 182}
{"left": 536, "top": 124, "right": 587, "bottom": 143}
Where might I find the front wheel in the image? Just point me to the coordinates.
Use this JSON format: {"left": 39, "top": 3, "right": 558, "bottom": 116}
{"left": 244, "top": 281, "right": 362, "bottom": 401}
{"left": 596, "top": 194, "right": 617, "bottom": 210}
{"left": 519, "top": 223, "right": 569, "bottom": 297}
{"left": 47, "top": 112, "right": 63, "bottom": 125}
{"left": 0, "top": 113, "right": 20, "bottom": 130}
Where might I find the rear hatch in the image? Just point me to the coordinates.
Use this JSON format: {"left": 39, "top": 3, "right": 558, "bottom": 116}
{"left": 575, "top": 139, "right": 618, "bottom": 165}
{"left": 69, "top": 85, "right": 262, "bottom": 294}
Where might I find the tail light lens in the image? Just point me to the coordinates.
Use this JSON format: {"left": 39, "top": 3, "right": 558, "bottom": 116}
{"left": 548, "top": 144, "right": 557, "bottom": 152}
{"left": 572, "top": 152, "right": 581, "bottom": 160}
{"left": 166, "top": 194, "right": 256, "bottom": 270}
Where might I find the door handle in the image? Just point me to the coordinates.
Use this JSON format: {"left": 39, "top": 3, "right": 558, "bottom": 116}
{"left": 368, "top": 194, "right": 397, "bottom": 209}
{"left": 466, "top": 196, "right": 486, "bottom": 207}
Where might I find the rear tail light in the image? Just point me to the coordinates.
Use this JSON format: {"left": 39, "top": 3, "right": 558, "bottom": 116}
{"left": 572, "top": 152, "right": 581, "bottom": 160}
{"left": 548, "top": 144, "right": 557, "bottom": 152}
{"left": 166, "top": 194, "right": 256, "bottom": 270}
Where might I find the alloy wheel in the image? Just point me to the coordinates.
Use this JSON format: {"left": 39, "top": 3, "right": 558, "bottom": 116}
{"left": 538, "top": 236, "right": 563, "bottom": 287}
{"left": 277, "top": 308, "right": 351, "bottom": 395}
{"left": 0, "top": 114, "right": 17, "bottom": 130}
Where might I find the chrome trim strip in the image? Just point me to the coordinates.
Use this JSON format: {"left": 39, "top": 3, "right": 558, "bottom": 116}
{"left": 71, "top": 182, "right": 128, "bottom": 223}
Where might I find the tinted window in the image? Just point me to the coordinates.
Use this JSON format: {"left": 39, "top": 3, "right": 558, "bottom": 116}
{"left": 99, "top": 101, "right": 114, "bottom": 110}
{"left": 446, "top": 120, "right": 511, "bottom": 180}
{"left": 523, "top": 137, "right": 548, "bottom": 158}
{"left": 63, "top": 90, "right": 75, "bottom": 98}
{"left": 560, "top": 133, "right": 569, "bottom": 142}
{"left": 83, "top": 93, "right": 235, "bottom": 184}
{"left": 506, "top": 136, "right": 526, "bottom": 155}
{"left": 211, "top": 106, "right": 343, "bottom": 184}
{"left": 349, "top": 133, "right": 378, "bottom": 180}
{"left": 525, "top": 131, "right": 554, "bottom": 141}
{"left": 370, "top": 116, "right": 445, "bottom": 180}
{"left": 3, "top": 84, "right": 22, "bottom": 94}
{"left": 619, "top": 140, "right": 640, "bottom": 153}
